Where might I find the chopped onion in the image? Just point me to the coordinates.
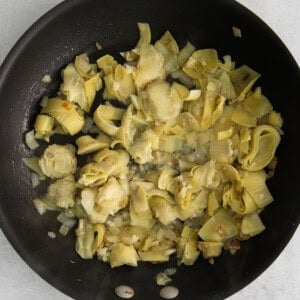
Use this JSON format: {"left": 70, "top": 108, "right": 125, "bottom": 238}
{"left": 33, "top": 198, "right": 47, "bottom": 215}
{"left": 25, "top": 130, "right": 39, "bottom": 150}
{"left": 57, "top": 213, "right": 77, "bottom": 229}
{"left": 164, "top": 268, "right": 177, "bottom": 276}
{"left": 48, "top": 231, "right": 56, "bottom": 239}
{"left": 156, "top": 272, "right": 172, "bottom": 286}
{"left": 81, "top": 117, "right": 94, "bottom": 134}
{"left": 22, "top": 157, "right": 46, "bottom": 180}
{"left": 95, "top": 42, "right": 103, "bottom": 50}
{"left": 31, "top": 172, "right": 40, "bottom": 188}
{"left": 232, "top": 26, "right": 242, "bottom": 38}
{"left": 40, "top": 96, "right": 49, "bottom": 107}
{"left": 42, "top": 74, "right": 52, "bottom": 84}
{"left": 59, "top": 224, "right": 70, "bottom": 236}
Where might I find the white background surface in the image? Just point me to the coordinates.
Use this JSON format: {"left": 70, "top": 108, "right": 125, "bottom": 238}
{"left": 0, "top": 0, "right": 299, "bottom": 299}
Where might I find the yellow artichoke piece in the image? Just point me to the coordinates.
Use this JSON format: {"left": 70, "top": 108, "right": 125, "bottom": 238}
{"left": 242, "top": 88, "right": 272, "bottom": 118}
{"left": 75, "top": 219, "right": 105, "bottom": 259}
{"left": 218, "top": 55, "right": 235, "bottom": 73}
{"left": 201, "top": 94, "right": 226, "bottom": 130}
{"left": 222, "top": 184, "right": 258, "bottom": 215}
{"left": 74, "top": 53, "right": 97, "bottom": 79}
{"left": 81, "top": 177, "right": 129, "bottom": 223}
{"left": 178, "top": 41, "right": 195, "bottom": 67}
{"left": 149, "top": 196, "right": 177, "bottom": 226}
{"left": 231, "top": 104, "right": 257, "bottom": 127}
{"left": 268, "top": 111, "right": 283, "bottom": 129}
{"left": 133, "top": 45, "right": 165, "bottom": 90}
{"left": 183, "top": 49, "right": 218, "bottom": 79}
{"left": 75, "top": 219, "right": 95, "bottom": 259}
{"left": 171, "top": 69, "right": 195, "bottom": 88}
{"left": 154, "top": 30, "right": 179, "bottom": 73}
{"left": 241, "top": 213, "right": 265, "bottom": 237}
{"left": 39, "top": 144, "right": 77, "bottom": 179}
{"left": 176, "top": 112, "right": 201, "bottom": 132}
{"left": 155, "top": 40, "right": 179, "bottom": 74}
{"left": 239, "top": 125, "right": 280, "bottom": 171}
{"left": 190, "top": 161, "right": 219, "bottom": 192}
{"left": 241, "top": 171, "right": 273, "bottom": 208}
{"left": 78, "top": 149, "right": 129, "bottom": 187}
{"left": 34, "top": 114, "right": 54, "bottom": 137}
{"left": 103, "top": 64, "right": 136, "bottom": 105}
{"left": 129, "top": 185, "right": 154, "bottom": 229}
{"left": 215, "top": 69, "right": 236, "bottom": 99}
{"left": 209, "top": 139, "right": 233, "bottom": 164}
{"left": 109, "top": 243, "right": 139, "bottom": 268}
{"left": 177, "top": 225, "right": 199, "bottom": 265}
{"left": 92, "top": 224, "right": 105, "bottom": 253}
{"left": 138, "top": 250, "right": 170, "bottom": 262}
{"left": 157, "top": 168, "right": 178, "bottom": 192}
{"left": 61, "top": 63, "right": 90, "bottom": 112}
{"left": 47, "top": 175, "right": 76, "bottom": 208}
{"left": 198, "top": 241, "right": 223, "bottom": 259}
{"left": 159, "top": 135, "right": 184, "bottom": 153}
{"left": 140, "top": 79, "right": 182, "bottom": 122}
{"left": 217, "top": 127, "right": 233, "bottom": 140}
{"left": 198, "top": 208, "right": 238, "bottom": 242}
{"left": 176, "top": 190, "right": 209, "bottom": 220}
{"left": 78, "top": 163, "right": 108, "bottom": 187}
{"left": 207, "top": 191, "right": 220, "bottom": 216}
{"left": 93, "top": 105, "right": 125, "bottom": 137}
{"left": 115, "top": 104, "right": 148, "bottom": 151}
{"left": 136, "top": 22, "right": 151, "bottom": 47}
{"left": 42, "top": 98, "right": 84, "bottom": 135}
{"left": 76, "top": 135, "right": 107, "bottom": 155}
{"left": 230, "top": 65, "right": 260, "bottom": 101}
{"left": 96, "top": 54, "right": 118, "bottom": 75}
{"left": 84, "top": 73, "right": 102, "bottom": 112}
{"left": 159, "top": 30, "right": 179, "bottom": 54}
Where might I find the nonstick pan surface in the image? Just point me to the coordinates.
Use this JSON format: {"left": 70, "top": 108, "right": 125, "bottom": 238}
{"left": 0, "top": 0, "right": 299, "bottom": 299}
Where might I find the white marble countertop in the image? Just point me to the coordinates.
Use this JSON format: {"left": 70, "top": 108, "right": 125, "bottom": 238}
{"left": 0, "top": 0, "right": 299, "bottom": 299}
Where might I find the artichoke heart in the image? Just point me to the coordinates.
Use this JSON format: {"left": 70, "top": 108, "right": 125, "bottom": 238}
{"left": 239, "top": 125, "right": 280, "bottom": 171}
{"left": 198, "top": 208, "right": 238, "bottom": 242}
{"left": 39, "top": 144, "right": 77, "bottom": 179}
{"left": 42, "top": 98, "right": 84, "bottom": 135}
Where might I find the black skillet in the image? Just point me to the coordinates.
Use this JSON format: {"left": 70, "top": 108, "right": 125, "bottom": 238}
{"left": 0, "top": 0, "right": 299, "bottom": 299}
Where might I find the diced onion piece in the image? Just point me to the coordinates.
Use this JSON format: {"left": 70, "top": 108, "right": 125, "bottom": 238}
{"left": 156, "top": 272, "right": 172, "bottom": 286}
{"left": 33, "top": 198, "right": 48, "bottom": 215}
{"left": 48, "top": 232, "right": 56, "bottom": 239}
{"left": 42, "top": 74, "right": 52, "bottom": 84}
{"left": 22, "top": 157, "right": 45, "bottom": 180}
{"left": 232, "top": 26, "right": 242, "bottom": 38}
{"left": 31, "top": 172, "right": 40, "bottom": 188}
{"left": 95, "top": 42, "right": 103, "bottom": 50}
{"left": 25, "top": 130, "right": 39, "bottom": 150}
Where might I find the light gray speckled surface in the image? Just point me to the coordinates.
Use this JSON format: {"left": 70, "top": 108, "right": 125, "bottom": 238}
{"left": 0, "top": 0, "right": 299, "bottom": 299}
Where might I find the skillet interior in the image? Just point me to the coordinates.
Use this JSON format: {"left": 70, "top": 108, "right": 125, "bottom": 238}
{"left": 0, "top": 0, "right": 299, "bottom": 299}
